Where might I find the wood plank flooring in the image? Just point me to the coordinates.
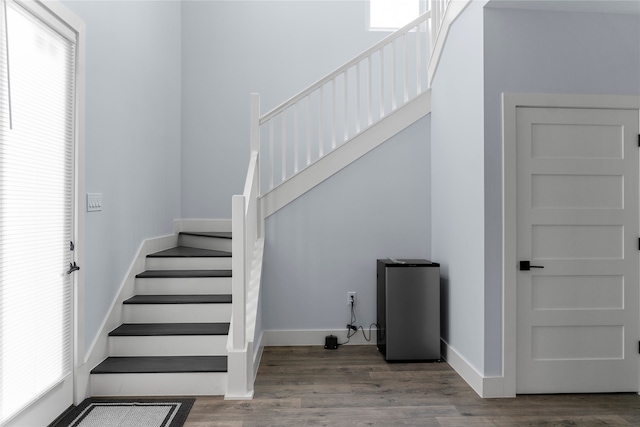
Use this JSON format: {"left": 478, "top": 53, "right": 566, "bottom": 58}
{"left": 184, "top": 345, "right": 640, "bottom": 426}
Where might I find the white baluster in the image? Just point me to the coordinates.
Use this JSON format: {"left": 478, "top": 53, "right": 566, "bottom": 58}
{"left": 269, "top": 120, "right": 274, "bottom": 190}
{"left": 306, "top": 94, "right": 311, "bottom": 167}
{"left": 319, "top": 85, "right": 324, "bottom": 157}
{"left": 331, "top": 78, "right": 336, "bottom": 150}
{"left": 391, "top": 39, "right": 397, "bottom": 111}
{"left": 404, "top": 33, "right": 409, "bottom": 103}
{"left": 294, "top": 102, "right": 299, "bottom": 174}
{"left": 281, "top": 112, "right": 286, "bottom": 182}
{"left": 417, "top": 24, "right": 422, "bottom": 94}
{"left": 356, "top": 62, "right": 361, "bottom": 134}
{"left": 344, "top": 70, "right": 349, "bottom": 142}
{"left": 367, "top": 55, "right": 372, "bottom": 127}
{"left": 380, "top": 47, "right": 385, "bottom": 119}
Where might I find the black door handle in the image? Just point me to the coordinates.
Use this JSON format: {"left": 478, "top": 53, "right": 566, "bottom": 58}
{"left": 67, "top": 262, "right": 80, "bottom": 274}
{"left": 520, "top": 261, "right": 544, "bottom": 271}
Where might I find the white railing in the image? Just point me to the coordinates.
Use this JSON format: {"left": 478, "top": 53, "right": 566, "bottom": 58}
{"left": 256, "top": 11, "right": 432, "bottom": 194}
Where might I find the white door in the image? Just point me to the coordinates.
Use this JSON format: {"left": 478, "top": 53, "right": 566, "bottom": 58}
{"left": 516, "top": 106, "right": 640, "bottom": 393}
{"left": 0, "top": 1, "right": 79, "bottom": 425}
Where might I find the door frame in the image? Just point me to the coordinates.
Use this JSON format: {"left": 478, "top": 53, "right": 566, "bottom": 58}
{"left": 2, "top": 1, "right": 86, "bottom": 425}
{"left": 502, "top": 93, "right": 640, "bottom": 397}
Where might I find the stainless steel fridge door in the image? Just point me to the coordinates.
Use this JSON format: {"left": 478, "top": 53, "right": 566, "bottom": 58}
{"left": 385, "top": 266, "right": 440, "bottom": 360}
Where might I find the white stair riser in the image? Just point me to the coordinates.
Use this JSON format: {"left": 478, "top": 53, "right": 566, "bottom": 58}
{"left": 109, "top": 335, "right": 227, "bottom": 357}
{"left": 91, "top": 372, "right": 227, "bottom": 396}
{"left": 135, "top": 277, "right": 232, "bottom": 295}
{"left": 178, "top": 235, "right": 232, "bottom": 252}
{"left": 145, "top": 257, "right": 231, "bottom": 270}
{"left": 123, "top": 304, "right": 232, "bottom": 323}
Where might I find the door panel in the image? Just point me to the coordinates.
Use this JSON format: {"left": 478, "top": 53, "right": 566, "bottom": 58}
{"left": 0, "top": 1, "right": 77, "bottom": 424}
{"left": 516, "top": 106, "right": 639, "bottom": 393}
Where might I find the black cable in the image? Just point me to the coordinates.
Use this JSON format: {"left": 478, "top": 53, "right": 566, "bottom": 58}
{"left": 338, "top": 299, "right": 378, "bottom": 345}
{"left": 356, "top": 323, "right": 378, "bottom": 342}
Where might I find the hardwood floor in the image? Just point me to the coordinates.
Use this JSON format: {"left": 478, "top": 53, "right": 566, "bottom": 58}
{"left": 184, "top": 345, "right": 640, "bottom": 426}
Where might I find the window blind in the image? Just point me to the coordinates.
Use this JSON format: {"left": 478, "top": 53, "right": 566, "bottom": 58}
{"left": 0, "top": 0, "right": 75, "bottom": 422}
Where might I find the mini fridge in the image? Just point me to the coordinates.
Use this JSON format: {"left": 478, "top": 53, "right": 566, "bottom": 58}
{"left": 377, "top": 259, "right": 440, "bottom": 361}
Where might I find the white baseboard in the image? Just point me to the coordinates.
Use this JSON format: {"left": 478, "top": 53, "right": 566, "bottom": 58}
{"left": 174, "top": 218, "right": 231, "bottom": 233}
{"left": 440, "top": 339, "right": 511, "bottom": 398}
{"left": 263, "top": 328, "right": 378, "bottom": 347}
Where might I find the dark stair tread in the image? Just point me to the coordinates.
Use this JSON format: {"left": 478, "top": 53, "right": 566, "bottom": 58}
{"left": 179, "top": 231, "right": 232, "bottom": 239}
{"left": 148, "top": 246, "right": 231, "bottom": 258}
{"left": 109, "top": 322, "right": 230, "bottom": 336}
{"left": 136, "top": 269, "right": 232, "bottom": 279}
{"left": 123, "top": 295, "right": 232, "bottom": 304}
{"left": 91, "top": 356, "right": 227, "bottom": 374}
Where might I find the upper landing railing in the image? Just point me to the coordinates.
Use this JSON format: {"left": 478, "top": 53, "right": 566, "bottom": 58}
{"left": 254, "top": 10, "right": 432, "bottom": 194}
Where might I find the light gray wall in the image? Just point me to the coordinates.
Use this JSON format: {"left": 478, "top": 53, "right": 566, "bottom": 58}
{"left": 61, "top": 0, "right": 182, "bottom": 353}
{"left": 483, "top": 4, "right": 640, "bottom": 376}
{"left": 262, "top": 116, "right": 430, "bottom": 334}
{"left": 430, "top": 1, "right": 487, "bottom": 374}
{"left": 180, "top": 0, "right": 390, "bottom": 218}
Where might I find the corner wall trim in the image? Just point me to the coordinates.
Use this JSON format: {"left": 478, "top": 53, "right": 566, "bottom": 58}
{"left": 440, "top": 339, "right": 510, "bottom": 398}
{"left": 427, "top": 0, "right": 473, "bottom": 86}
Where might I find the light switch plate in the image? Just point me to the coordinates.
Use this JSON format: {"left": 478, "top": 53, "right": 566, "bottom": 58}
{"left": 87, "top": 193, "right": 102, "bottom": 212}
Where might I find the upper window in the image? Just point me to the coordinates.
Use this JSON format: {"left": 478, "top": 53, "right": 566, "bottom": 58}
{"left": 368, "top": 0, "right": 422, "bottom": 31}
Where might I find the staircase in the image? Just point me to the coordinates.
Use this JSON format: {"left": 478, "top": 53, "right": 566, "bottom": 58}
{"left": 90, "top": 231, "right": 233, "bottom": 396}
{"left": 86, "top": 6, "right": 447, "bottom": 399}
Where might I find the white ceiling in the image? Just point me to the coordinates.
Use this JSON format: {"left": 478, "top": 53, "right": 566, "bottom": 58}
{"left": 486, "top": 0, "right": 640, "bottom": 15}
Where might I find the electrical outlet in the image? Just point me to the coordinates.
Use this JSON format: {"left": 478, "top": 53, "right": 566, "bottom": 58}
{"left": 347, "top": 291, "right": 357, "bottom": 306}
